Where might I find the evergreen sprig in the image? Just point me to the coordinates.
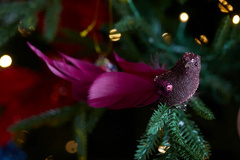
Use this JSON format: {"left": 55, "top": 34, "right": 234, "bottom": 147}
{"left": 147, "top": 104, "right": 171, "bottom": 135}
{"left": 168, "top": 110, "right": 184, "bottom": 146}
{"left": 167, "top": 109, "right": 200, "bottom": 160}
{"left": 188, "top": 97, "right": 215, "bottom": 120}
{"left": 0, "top": 25, "right": 18, "bottom": 46}
{"left": 201, "top": 70, "right": 232, "bottom": 103}
{"left": 112, "top": 0, "right": 131, "bottom": 17}
{"left": 212, "top": 15, "right": 231, "bottom": 54}
{"left": 9, "top": 105, "right": 79, "bottom": 132}
{"left": 0, "top": 0, "right": 60, "bottom": 46}
{"left": 43, "top": 0, "right": 62, "bottom": 41}
{"left": 135, "top": 103, "right": 170, "bottom": 160}
{"left": 86, "top": 107, "right": 106, "bottom": 134}
{"left": 180, "top": 115, "right": 211, "bottom": 160}
{"left": 134, "top": 131, "right": 162, "bottom": 160}
{"left": 74, "top": 105, "right": 87, "bottom": 160}
{"left": 0, "top": 1, "right": 28, "bottom": 17}
{"left": 114, "top": 16, "right": 152, "bottom": 36}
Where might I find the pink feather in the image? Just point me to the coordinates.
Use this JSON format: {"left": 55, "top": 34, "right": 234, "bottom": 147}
{"left": 88, "top": 72, "right": 159, "bottom": 109}
{"left": 114, "top": 51, "right": 165, "bottom": 79}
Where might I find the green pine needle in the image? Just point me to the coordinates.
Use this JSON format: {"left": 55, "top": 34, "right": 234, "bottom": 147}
{"left": 114, "top": 16, "right": 152, "bottom": 36}
{"left": 43, "top": 0, "right": 62, "bottom": 41}
{"left": 0, "top": 25, "right": 18, "bottom": 47}
{"left": 147, "top": 104, "right": 171, "bottom": 135}
{"left": 212, "top": 15, "right": 231, "bottom": 53}
{"left": 168, "top": 110, "right": 184, "bottom": 146}
{"left": 168, "top": 109, "right": 199, "bottom": 160}
{"left": 134, "top": 132, "right": 162, "bottom": 160}
{"left": 135, "top": 104, "right": 171, "bottom": 160}
{"left": 86, "top": 107, "right": 106, "bottom": 134}
{"left": 201, "top": 70, "right": 231, "bottom": 103}
{"left": 0, "top": 2, "right": 28, "bottom": 16}
{"left": 9, "top": 105, "right": 79, "bottom": 132}
{"left": 180, "top": 115, "right": 211, "bottom": 160}
{"left": 189, "top": 98, "right": 215, "bottom": 120}
{"left": 74, "top": 105, "right": 87, "bottom": 160}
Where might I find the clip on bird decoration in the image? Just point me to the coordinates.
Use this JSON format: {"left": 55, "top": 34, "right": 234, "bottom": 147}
{"left": 88, "top": 52, "right": 201, "bottom": 109}
{"left": 27, "top": 41, "right": 201, "bottom": 109}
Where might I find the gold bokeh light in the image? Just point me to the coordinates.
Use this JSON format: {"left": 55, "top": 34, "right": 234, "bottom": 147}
{"left": 195, "top": 38, "right": 202, "bottom": 45}
{"left": 162, "top": 33, "right": 171, "bottom": 45}
{"left": 179, "top": 12, "right": 189, "bottom": 22}
{"left": 65, "top": 140, "right": 78, "bottom": 154}
{"left": 109, "top": 29, "right": 121, "bottom": 41}
{"left": 218, "top": 0, "right": 233, "bottom": 13}
{"left": 18, "top": 22, "right": 35, "bottom": 37}
{"left": 200, "top": 35, "right": 208, "bottom": 43}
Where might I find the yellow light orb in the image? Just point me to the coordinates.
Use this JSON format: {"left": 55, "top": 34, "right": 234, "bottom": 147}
{"left": 195, "top": 38, "right": 202, "bottom": 45}
{"left": 218, "top": 3, "right": 229, "bottom": 13}
{"left": 0, "top": 55, "right": 12, "bottom": 68}
{"left": 200, "top": 35, "right": 208, "bottom": 43}
{"left": 227, "top": 4, "right": 233, "bottom": 11}
{"left": 179, "top": 12, "right": 189, "bottom": 22}
{"left": 222, "top": 0, "right": 228, "bottom": 5}
{"left": 109, "top": 29, "right": 121, "bottom": 41}
{"left": 233, "top": 15, "right": 240, "bottom": 24}
{"left": 65, "top": 140, "right": 78, "bottom": 154}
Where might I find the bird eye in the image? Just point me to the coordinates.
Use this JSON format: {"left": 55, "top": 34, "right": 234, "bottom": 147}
{"left": 195, "top": 62, "right": 198, "bottom": 66}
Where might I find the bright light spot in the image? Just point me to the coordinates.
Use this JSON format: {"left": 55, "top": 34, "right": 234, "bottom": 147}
{"left": 110, "top": 29, "right": 117, "bottom": 34}
{"left": 158, "top": 146, "right": 170, "bottom": 153}
{"left": 227, "top": 4, "right": 233, "bottom": 11}
{"left": 233, "top": 15, "right": 240, "bottom": 24}
{"left": 200, "top": 35, "right": 208, "bottom": 43}
{"left": 218, "top": 3, "right": 229, "bottom": 13}
{"left": 195, "top": 38, "right": 202, "bottom": 45}
{"left": 0, "top": 55, "right": 12, "bottom": 68}
{"left": 162, "top": 33, "right": 168, "bottom": 37}
{"left": 179, "top": 12, "right": 189, "bottom": 22}
{"left": 222, "top": 0, "right": 228, "bottom": 5}
{"left": 179, "top": 120, "right": 184, "bottom": 126}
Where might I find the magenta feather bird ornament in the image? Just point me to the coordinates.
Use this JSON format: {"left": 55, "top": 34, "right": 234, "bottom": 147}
{"left": 88, "top": 52, "right": 201, "bottom": 109}
{"left": 27, "top": 42, "right": 105, "bottom": 101}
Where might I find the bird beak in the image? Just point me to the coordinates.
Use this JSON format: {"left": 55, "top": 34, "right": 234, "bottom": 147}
{"left": 185, "top": 63, "right": 190, "bottom": 68}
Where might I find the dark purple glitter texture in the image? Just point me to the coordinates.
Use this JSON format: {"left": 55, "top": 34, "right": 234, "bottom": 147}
{"left": 156, "top": 52, "right": 201, "bottom": 106}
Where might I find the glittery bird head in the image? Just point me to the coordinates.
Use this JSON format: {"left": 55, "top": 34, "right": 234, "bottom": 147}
{"left": 179, "top": 52, "right": 201, "bottom": 75}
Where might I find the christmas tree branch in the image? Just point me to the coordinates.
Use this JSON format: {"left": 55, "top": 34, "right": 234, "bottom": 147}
{"left": 180, "top": 115, "right": 211, "bottom": 160}
{"left": 135, "top": 104, "right": 170, "bottom": 160}
{"left": 8, "top": 105, "right": 79, "bottom": 132}
{"left": 147, "top": 104, "right": 171, "bottom": 135}
{"left": 44, "top": 0, "right": 62, "bottom": 41}
{"left": 134, "top": 131, "right": 162, "bottom": 160}
{"left": 188, "top": 97, "right": 215, "bottom": 120}
{"left": 127, "top": 0, "right": 140, "bottom": 18}
{"left": 86, "top": 107, "right": 106, "bottom": 134}
{"left": 74, "top": 105, "right": 87, "bottom": 160}
{"left": 167, "top": 109, "right": 199, "bottom": 160}
{"left": 201, "top": 70, "right": 232, "bottom": 103}
{"left": 212, "top": 15, "right": 231, "bottom": 53}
